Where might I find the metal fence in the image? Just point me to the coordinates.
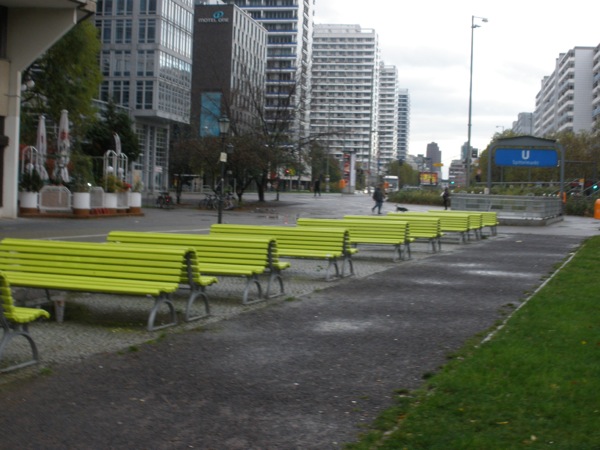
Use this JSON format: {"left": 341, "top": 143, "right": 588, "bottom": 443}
{"left": 451, "top": 194, "right": 562, "bottom": 219}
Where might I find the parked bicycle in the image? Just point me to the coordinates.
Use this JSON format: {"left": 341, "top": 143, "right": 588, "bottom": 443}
{"left": 199, "top": 193, "right": 219, "bottom": 210}
{"left": 223, "top": 192, "right": 236, "bottom": 210}
{"left": 199, "top": 192, "right": 236, "bottom": 210}
{"left": 155, "top": 191, "right": 173, "bottom": 209}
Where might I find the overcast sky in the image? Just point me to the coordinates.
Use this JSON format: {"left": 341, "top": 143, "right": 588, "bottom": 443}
{"left": 314, "top": 0, "right": 600, "bottom": 174}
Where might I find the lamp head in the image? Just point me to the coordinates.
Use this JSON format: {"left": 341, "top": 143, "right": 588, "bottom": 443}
{"left": 218, "top": 116, "right": 230, "bottom": 136}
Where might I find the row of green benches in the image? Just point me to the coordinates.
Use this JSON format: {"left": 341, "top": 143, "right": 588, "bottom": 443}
{"left": 0, "top": 226, "right": 355, "bottom": 371}
{"left": 1, "top": 211, "right": 498, "bottom": 372}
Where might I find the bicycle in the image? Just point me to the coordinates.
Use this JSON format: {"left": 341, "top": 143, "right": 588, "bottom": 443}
{"left": 199, "top": 193, "right": 218, "bottom": 210}
{"left": 155, "top": 191, "right": 173, "bottom": 209}
{"left": 223, "top": 192, "right": 236, "bottom": 210}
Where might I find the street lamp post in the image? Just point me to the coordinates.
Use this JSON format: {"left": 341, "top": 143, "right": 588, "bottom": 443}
{"left": 217, "top": 116, "right": 230, "bottom": 224}
{"left": 466, "top": 15, "right": 487, "bottom": 187}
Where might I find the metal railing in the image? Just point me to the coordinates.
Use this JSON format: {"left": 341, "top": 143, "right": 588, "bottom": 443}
{"left": 451, "top": 193, "right": 562, "bottom": 219}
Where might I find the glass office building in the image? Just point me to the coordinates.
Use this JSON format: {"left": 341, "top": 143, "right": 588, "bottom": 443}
{"left": 95, "top": 0, "right": 194, "bottom": 192}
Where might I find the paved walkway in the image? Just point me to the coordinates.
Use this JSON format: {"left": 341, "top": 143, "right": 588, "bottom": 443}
{"left": 1, "top": 193, "right": 599, "bottom": 449}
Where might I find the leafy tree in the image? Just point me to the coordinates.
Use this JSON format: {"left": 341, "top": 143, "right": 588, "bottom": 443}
{"left": 83, "top": 101, "right": 140, "bottom": 162}
{"left": 20, "top": 19, "right": 102, "bottom": 144}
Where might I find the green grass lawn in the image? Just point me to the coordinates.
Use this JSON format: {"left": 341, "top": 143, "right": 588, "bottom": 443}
{"left": 347, "top": 236, "right": 600, "bottom": 449}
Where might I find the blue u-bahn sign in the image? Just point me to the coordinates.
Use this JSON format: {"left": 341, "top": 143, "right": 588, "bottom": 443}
{"left": 495, "top": 148, "right": 558, "bottom": 167}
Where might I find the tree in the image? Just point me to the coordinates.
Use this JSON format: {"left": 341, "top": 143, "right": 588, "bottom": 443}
{"left": 20, "top": 19, "right": 102, "bottom": 144}
{"left": 84, "top": 101, "right": 140, "bottom": 162}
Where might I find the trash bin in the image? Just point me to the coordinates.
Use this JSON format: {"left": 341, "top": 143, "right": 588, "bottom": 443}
{"left": 595, "top": 199, "right": 600, "bottom": 220}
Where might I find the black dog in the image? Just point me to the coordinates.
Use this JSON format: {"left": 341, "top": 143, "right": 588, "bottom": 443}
{"left": 396, "top": 206, "right": 409, "bottom": 212}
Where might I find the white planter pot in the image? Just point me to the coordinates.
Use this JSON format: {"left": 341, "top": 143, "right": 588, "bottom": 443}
{"left": 72, "top": 192, "right": 91, "bottom": 216}
{"left": 128, "top": 191, "right": 142, "bottom": 207}
{"left": 128, "top": 191, "right": 143, "bottom": 213}
{"left": 104, "top": 192, "right": 118, "bottom": 210}
{"left": 19, "top": 191, "right": 38, "bottom": 212}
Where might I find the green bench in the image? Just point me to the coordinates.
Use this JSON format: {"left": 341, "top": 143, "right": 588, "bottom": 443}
{"left": 107, "top": 231, "right": 287, "bottom": 305}
{"left": 296, "top": 218, "right": 410, "bottom": 261}
{"left": 210, "top": 224, "right": 353, "bottom": 281}
{"left": 429, "top": 210, "right": 484, "bottom": 240}
{"left": 389, "top": 211, "right": 471, "bottom": 244}
{"left": 448, "top": 210, "right": 499, "bottom": 236}
{"left": 346, "top": 214, "right": 442, "bottom": 252}
{"left": 0, "top": 238, "right": 217, "bottom": 331}
{"left": 1, "top": 271, "right": 50, "bottom": 373}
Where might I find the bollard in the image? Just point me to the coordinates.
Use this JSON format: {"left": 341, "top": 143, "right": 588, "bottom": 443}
{"left": 595, "top": 199, "right": 600, "bottom": 220}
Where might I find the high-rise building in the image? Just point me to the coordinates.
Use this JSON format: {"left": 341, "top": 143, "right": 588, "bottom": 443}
{"left": 512, "top": 112, "right": 533, "bottom": 135}
{"left": 397, "top": 88, "right": 410, "bottom": 161}
{"left": 426, "top": 142, "right": 441, "bottom": 179}
{"left": 221, "top": 0, "right": 314, "bottom": 142}
{"left": 95, "top": 0, "right": 195, "bottom": 193}
{"left": 448, "top": 159, "right": 466, "bottom": 186}
{"left": 377, "top": 64, "right": 399, "bottom": 173}
{"left": 533, "top": 46, "right": 595, "bottom": 136}
{"left": 191, "top": 3, "right": 267, "bottom": 136}
{"left": 310, "top": 24, "right": 380, "bottom": 179}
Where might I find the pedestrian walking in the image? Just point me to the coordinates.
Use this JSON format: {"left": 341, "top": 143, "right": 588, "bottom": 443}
{"left": 371, "top": 184, "right": 385, "bottom": 214}
{"left": 442, "top": 187, "right": 450, "bottom": 210}
{"left": 313, "top": 177, "right": 321, "bottom": 197}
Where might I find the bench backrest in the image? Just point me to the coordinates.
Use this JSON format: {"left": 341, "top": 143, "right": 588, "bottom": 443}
{"left": 0, "top": 238, "right": 197, "bottom": 286}
{"left": 428, "top": 211, "right": 483, "bottom": 231}
{"left": 344, "top": 215, "right": 441, "bottom": 237}
{"left": 446, "top": 210, "right": 499, "bottom": 227}
{"left": 388, "top": 212, "right": 469, "bottom": 232}
{"left": 296, "top": 218, "right": 409, "bottom": 243}
{"left": 210, "top": 224, "right": 350, "bottom": 256}
{"left": 107, "top": 231, "right": 277, "bottom": 271}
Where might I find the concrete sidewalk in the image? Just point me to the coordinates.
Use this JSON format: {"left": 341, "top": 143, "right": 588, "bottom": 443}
{"left": 0, "top": 195, "right": 599, "bottom": 449}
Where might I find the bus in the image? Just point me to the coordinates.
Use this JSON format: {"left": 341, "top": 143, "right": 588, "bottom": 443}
{"left": 383, "top": 175, "right": 399, "bottom": 192}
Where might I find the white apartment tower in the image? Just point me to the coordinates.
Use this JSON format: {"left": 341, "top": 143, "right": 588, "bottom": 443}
{"left": 95, "top": 0, "right": 195, "bottom": 193}
{"left": 534, "top": 46, "right": 595, "bottom": 136}
{"left": 512, "top": 112, "right": 533, "bottom": 135}
{"left": 397, "top": 88, "right": 410, "bottom": 161}
{"left": 222, "top": 0, "right": 314, "bottom": 141}
{"left": 310, "top": 24, "right": 380, "bottom": 175}
{"left": 377, "top": 64, "right": 399, "bottom": 173}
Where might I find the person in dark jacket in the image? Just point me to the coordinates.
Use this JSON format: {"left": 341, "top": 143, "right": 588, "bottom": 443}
{"left": 313, "top": 177, "right": 321, "bottom": 197}
{"left": 371, "top": 185, "right": 385, "bottom": 214}
{"left": 442, "top": 187, "right": 450, "bottom": 210}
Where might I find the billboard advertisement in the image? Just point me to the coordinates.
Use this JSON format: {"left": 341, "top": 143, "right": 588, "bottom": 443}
{"left": 419, "top": 172, "right": 438, "bottom": 186}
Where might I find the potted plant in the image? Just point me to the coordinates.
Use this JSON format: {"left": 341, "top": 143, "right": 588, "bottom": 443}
{"left": 128, "top": 179, "right": 143, "bottom": 213}
{"left": 18, "top": 167, "right": 44, "bottom": 213}
{"left": 69, "top": 151, "right": 94, "bottom": 216}
{"left": 101, "top": 173, "right": 124, "bottom": 212}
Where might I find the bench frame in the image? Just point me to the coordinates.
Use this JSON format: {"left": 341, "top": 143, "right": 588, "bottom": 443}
{"left": 1, "top": 271, "right": 51, "bottom": 373}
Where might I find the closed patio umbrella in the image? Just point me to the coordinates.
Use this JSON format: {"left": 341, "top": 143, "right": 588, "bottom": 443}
{"left": 54, "top": 110, "right": 70, "bottom": 184}
{"left": 35, "top": 115, "right": 49, "bottom": 181}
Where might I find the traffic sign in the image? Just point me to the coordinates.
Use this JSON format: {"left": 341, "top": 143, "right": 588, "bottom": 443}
{"left": 433, "top": 163, "right": 444, "bottom": 167}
